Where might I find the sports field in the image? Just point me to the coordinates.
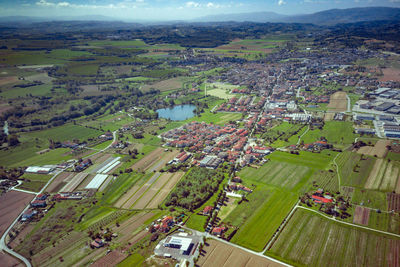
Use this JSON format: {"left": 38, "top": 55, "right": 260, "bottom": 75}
{"left": 267, "top": 209, "right": 400, "bottom": 267}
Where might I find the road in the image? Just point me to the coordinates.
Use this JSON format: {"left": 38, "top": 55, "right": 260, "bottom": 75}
{"left": 0, "top": 169, "right": 63, "bottom": 267}
{"left": 346, "top": 94, "right": 351, "bottom": 113}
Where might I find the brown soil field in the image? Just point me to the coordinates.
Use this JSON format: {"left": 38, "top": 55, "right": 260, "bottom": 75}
{"left": 146, "top": 172, "right": 185, "bottom": 209}
{"left": 0, "top": 251, "right": 24, "bottom": 267}
{"left": 379, "top": 68, "right": 400, "bottom": 82}
{"left": 388, "top": 239, "right": 400, "bottom": 267}
{"left": 61, "top": 172, "right": 88, "bottom": 192}
{"left": 197, "top": 239, "right": 283, "bottom": 267}
{"left": 323, "top": 113, "right": 335, "bottom": 121}
{"left": 89, "top": 152, "right": 111, "bottom": 163}
{"left": 357, "top": 140, "right": 391, "bottom": 158}
{"left": 114, "top": 184, "right": 140, "bottom": 208}
{"left": 327, "top": 91, "right": 347, "bottom": 112}
{"left": 113, "top": 212, "right": 154, "bottom": 244}
{"left": 126, "top": 230, "right": 150, "bottom": 249}
{"left": 25, "top": 73, "right": 54, "bottom": 84}
{"left": 0, "top": 191, "right": 34, "bottom": 236}
{"left": 132, "top": 172, "right": 173, "bottom": 209}
{"left": 353, "top": 206, "right": 370, "bottom": 225}
{"left": 91, "top": 250, "right": 126, "bottom": 267}
{"left": 142, "top": 77, "right": 184, "bottom": 92}
{"left": 131, "top": 147, "right": 164, "bottom": 172}
{"left": 9, "top": 224, "right": 34, "bottom": 249}
{"left": 147, "top": 150, "right": 179, "bottom": 173}
{"left": 76, "top": 174, "right": 94, "bottom": 190}
{"left": 387, "top": 193, "right": 400, "bottom": 212}
{"left": 0, "top": 76, "right": 18, "bottom": 86}
{"left": 396, "top": 177, "right": 400, "bottom": 194}
{"left": 121, "top": 173, "right": 160, "bottom": 209}
{"left": 44, "top": 172, "right": 72, "bottom": 193}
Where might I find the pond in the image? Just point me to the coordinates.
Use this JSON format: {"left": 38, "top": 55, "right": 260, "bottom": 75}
{"left": 156, "top": 105, "right": 196, "bottom": 121}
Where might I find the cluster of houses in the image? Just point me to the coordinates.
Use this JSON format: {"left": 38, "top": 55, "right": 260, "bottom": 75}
{"left": 216, "top": 96, "right": 266, "bottom": 113}
{"left": 149, "top": 215, "right": 175, "bottom": 234}
{"left": 162, "top": 121, "right": 251, "bottom": 167}
{"left": 74, "top": 159, "right": 92, "bottom": 172}
{"left": 52, "top": 192, "right": 84, "bottom": 201}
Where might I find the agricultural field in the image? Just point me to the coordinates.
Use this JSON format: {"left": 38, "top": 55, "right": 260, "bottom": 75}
{"left": 357, "top": 140, "right": 391, "bottom": 158}
{"left": 197, "top": 239, "right": 283, "bottom": 267}
{"left": 17, "top": 173, "right": 52, "bottom": 192}
{"left": 336, "top": 151, "right": 376, "bottom": 188}
{"left": 205, "top": 82, "right": 237, "bottom": 99}
{"left": 266, "top": 150, "right": 335, "bottom": 170}
{"left": 388, "top": 193, "right": 400, "bottom": 212}
{"left": 141, "top": 77, "right": 187, "bottom": 92}
{"left": 238, "top": 160, "right": 313, "bottom": 192}
{"left": 353, "top": 206, "right": 371, "bottom": 225}
{"left": 267, "top": 208, "right": 400, "bottom": 267}
{"left": 0, "top": 191, "right": 35, "bottom": 236}
{"left": 301, "top": 121, "right": 358, "bottom": 146}
{"left": 364, "top": 158, "right": 400, "bottom": 191}
{"left": 310, "top": 170, "right": 339, "bottom": 192}
{"left": 327, "top": 91, "right": 348, "bottom": 112}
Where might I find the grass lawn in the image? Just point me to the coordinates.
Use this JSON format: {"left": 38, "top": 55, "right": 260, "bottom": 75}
{"left": 185, "top": 214, "right": 207, "bottom": 231}
{"left": 77, "top": 206, "right": 116, "bottom": 230}
{"left": 117, "top": 253, "right": 145, "bottom": 267}
{"left": 267, "top": 150, "right": 336, "bottom": 170}
{"left": 18, "top": 173, "right": 52, "bottom": 192}
{"left": 0, "top": 84, "right": 53, "bottom": 98}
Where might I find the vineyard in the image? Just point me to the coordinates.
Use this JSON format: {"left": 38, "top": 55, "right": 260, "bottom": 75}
{"left": 311, "top": 170, "right": 339, "bottom": 192}
{"left": 267, "top": 209, "right": 400, "bottom": 267}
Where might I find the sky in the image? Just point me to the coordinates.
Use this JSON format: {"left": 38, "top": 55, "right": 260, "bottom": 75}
{"left": 0, "top": 0, "right": 399, "bottom": 21}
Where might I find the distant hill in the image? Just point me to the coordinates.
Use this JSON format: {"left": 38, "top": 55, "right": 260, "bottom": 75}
{"left": 195, "top": 7, "right": 400, "bottom": 25}
{"left": 194, "top": 11, "right": 287, "bottom": 23}
{"left": 282, "top": 7, "right": 400, "bottom": 25}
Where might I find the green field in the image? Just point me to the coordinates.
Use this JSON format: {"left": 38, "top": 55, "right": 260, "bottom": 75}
{"left": 367, "top": 209, "right": 400, "bottom": 234}
{"left": 301, "top": 121, "right": 358, "bottom": 147}
{"left": 0, "top": 84, "right": 53, "bottom": 98}
{"left": 118, "top": 253, "right": 144, "bottom": 267}
{"left": 267, "top": 208, "right": 400, "bottom": 266}
{"left": 336, "top": 151, "right": 375, "bottom": 188}
{"left": 24, "top": 124, "right": 102, "bottom": 142}
{"left": 311, "top": 170, "right": 339, "bottom": 192}
{"left": 352, "top": 189, "right": 388, "bottom": 211}
{"left": 230, "top": 188, "right": 297, "bottom": 251}
{"left": 18, "top": 173, "right": 52, "bottom": 192}
{"left": 238, "top": 161, "right": 313, "bottom": 192}
{"left": 267, "top": 151, "right": 336, "bottom": 170}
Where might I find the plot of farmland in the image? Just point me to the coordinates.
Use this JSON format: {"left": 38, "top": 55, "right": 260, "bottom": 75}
{"left": 118, "top": 172, "right": 160, "bottom": 209}
{"left": 267, "top": 209, "right": 400, "bottom": 267}
{"left": 379, "top": 67, "right": 400, "bottom": 82}
{"left": 357, "top": 140, "right": 391, "bottom": 158}
{"left": 131, "top": 147, "right": 165, "bottom": 172}
{"left": 141, "top": 77, "right": 185, "bottom": 92}
{"left": 197, "top": 239, "right": 283, "bottom": 267}
{"left": 336, "top": 151, "right": 375, "bottom": 187}
{"left": 353, "top": 206, "right": 371, "bottom": 225}
{"left": 44, "top": 171, "right": 73, "bottom": 193}
{"left": 60, "top": 172, "right": 88, "bottom": 192}
{"left": 147, "top": 172, "right": 184, "bottom": 209}
{"left": 112, "top": 212, "right": 154, "bottom": 244}
{"left": 0, "top": 191, "right": 34, "bottom": 236}
{"left": 364, "top": 159, "right": 400, "bottom": 191}
{"left": 238, "top": 161, "right": 312, "bottom": 191}
{"left": 0, "top": 76, "right": 18, "bottom": 86}
{"left": 228, "top": 187, "right": 298, "bottom": 251}
{"left": 0, "top": 251, "right": 23, "bottom": 267}
{"left": 327, "top": 91, "right": 347, "bottom": 112}
{"left": 387, "top": 193, "right": 400, "bottom": 212}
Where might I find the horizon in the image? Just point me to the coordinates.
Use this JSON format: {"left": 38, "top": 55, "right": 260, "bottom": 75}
{"left": 0, "top": 1, "right": 399, "bottom": 21}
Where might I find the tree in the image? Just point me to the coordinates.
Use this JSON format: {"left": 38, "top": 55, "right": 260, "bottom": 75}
{"left": 8, "top": 135, "right": 19, "bottom": 146}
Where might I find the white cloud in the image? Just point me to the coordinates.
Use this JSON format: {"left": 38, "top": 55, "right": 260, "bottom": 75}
{"left": 278, "top": 0, "right": 286, "bottom": 5}
{"left": 206, "top": 2, "right": 221, "bottom": 8}
{"left": 58, "top": 2, "right": 71, "bottom": 7}
{"left": 36, "top": 0, "right": 55, "bottom": 7}
{"left": 186, "top": 1, "right": 200, "bottom": 8}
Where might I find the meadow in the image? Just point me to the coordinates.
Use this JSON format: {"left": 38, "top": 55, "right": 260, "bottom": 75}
{"left": 301, "top": 121, "right": 358, "bottom": 146}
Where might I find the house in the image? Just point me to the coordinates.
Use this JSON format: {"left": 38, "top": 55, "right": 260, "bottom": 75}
{"left": 21, "top": 209, "right": 37, "bottom": 222}
{"left": 31, "top": 200, "right": 47, "bottom": 208}
{"left": 36, "top": 194, "right": 47, "bottom": 201}
{"left": 91, "top": 238, "right": 104, "bottom": 248}
{"left": 202, "top": 206, "right": 213, "bottom": 215}
{"left": 232, "top": 176, "right": 242, "bottom": 183}
{"left": 311, "top": 195, "right": 333, "bottom": 204}
{"left": 211, "top": 227, "right": 226, "bottom": 236}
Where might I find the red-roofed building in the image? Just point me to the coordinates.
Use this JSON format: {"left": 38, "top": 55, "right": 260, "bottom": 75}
{"left": 211, "top": 227, "right": 226, "bottom": 236}
{"left": 312, "top": 195, "right": 333, "bottom": 203}
{"left": 202, "top": 206, "right": 213, "bottom": 215}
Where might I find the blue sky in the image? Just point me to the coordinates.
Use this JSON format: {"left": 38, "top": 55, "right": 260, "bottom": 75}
{"left": 0, "top": 0, "right": 399, "bottom": 21}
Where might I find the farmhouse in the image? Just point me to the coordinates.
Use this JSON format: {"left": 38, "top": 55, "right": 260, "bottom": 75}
{"left": 311, "top": 195, "right": 333, "bottom": 204}
{"left": 31, "top": 200, "right": 47, "bottom": 208}
{"left": 211, "top": 227, "right": 226, "bottom": 236}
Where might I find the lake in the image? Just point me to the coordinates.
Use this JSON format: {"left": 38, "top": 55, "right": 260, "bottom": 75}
{"left": 156, "top": 105, "right": 196, "bottom": 121}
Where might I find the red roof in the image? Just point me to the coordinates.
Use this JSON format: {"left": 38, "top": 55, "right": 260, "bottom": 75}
{"left": 312, "top": 195, "right": 333, "bottom": 203}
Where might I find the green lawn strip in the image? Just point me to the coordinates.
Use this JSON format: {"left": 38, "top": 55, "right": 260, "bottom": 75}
{"left": 386, "top": 151, "right": 400, "bottom": 162}
{"left": 117, "top": 253, "right": 145, "bottom": 267}
{"left": 185, "top": 214, "right": 208, "bottom": 231}
{"left": 100, "top": 172, "right": 144, "bottom": 206}
{"left": 77, "top": 206, "right": 116, "bottom": 230}
{"left": 90, "top": 140, "right": 112, "bottom": 150}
